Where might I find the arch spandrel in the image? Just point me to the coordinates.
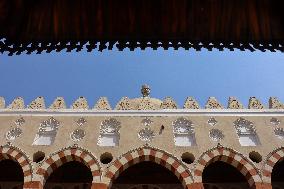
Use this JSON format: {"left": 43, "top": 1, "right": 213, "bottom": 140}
{"left": 103, "top": 145, "right": 194, "bottom": 189}
{"left": 194, "top": 145, "right": 262, "bottom": 188}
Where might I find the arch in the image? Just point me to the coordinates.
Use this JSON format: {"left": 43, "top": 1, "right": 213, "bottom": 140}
{"left": 263, "top": 147, "right": 284, "bottom": 184}
{"left": 0, "top": 145, "right": 33, "bottom": 185}
{"left": 104, "top": 146, "right": 193, "bottom": 189}
{"left": 36, "top": 146, "right": 101, "bottom": 186}
{"left": 194, "top": 146, "right": 262, "bottom": 188}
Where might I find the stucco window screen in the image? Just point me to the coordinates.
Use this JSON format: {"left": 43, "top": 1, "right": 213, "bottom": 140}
{"left": 97, "top": 118, "right": 121, "bottom": 147}
{"left": 172, "top": 117, "right": 196, "bottom": 147}
{"left": 32, "top": 117, "right": 60, "bottom": 146}
{"left": 234, "top": 118, "right": 260, "bottom": 146}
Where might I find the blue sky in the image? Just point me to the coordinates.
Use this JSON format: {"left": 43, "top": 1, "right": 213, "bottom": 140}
{"left": 0, "top": 48, "right": 284, "bottom": 108}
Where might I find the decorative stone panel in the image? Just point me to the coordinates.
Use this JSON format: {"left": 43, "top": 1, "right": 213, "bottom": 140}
{"left": 94, "top": 97, "right": 111, "bottom": 110}
{"left": 15, "top": 117, "right": 25, "bottom": 127}
{"left": 274, "top": 128, "right": 284, "bottom": 139}
{"left": 183, "top": 97, "right": 199, "bottom": 109}
{"left": 0, "top": 97, "right": 5, "bottom": 108}
{"left": 227, "top": 97, "right": 244, "bottom": 109}
{"left": 205, "top": 97, "right": 223, "bottom": 109}
{"left": 160, "top": 97, "right": 178, "bottom": 109}
{"left": 6, "top": 127, "right": 23, "bottom": 140}
{"left": 248, "top": 97, "right": 264, "bottom": 109}
{"left": 71, "top": 97, "right": 89, "bottom": 109}
{"left": 209, "top": 129, "right": 224, "bottom": 141}
{"left": 138, "top": 127, "right": 155, "bottom": 142}
{"left": 115, "top": 97, "right": 131, "bottom": 110}
{"left": 270, "top": 117, "right": 280, "bottom": 126}
{"left": 70, "top": 129, "right": 86, "bottom": 141}
{"left": 27, "top": 96, "right": 46, "bottom": 109}
{"left": 76, "top": 117, "right": 87, "bottom": 127}
{"left": 172, "top": 117, "right": 196, "bottom": 146}
{"left": 207, "top": 117, "right": 217, "bottom": 126}
{"left": 7, "top": 97, "right": 25, "bottom": 109}
{"left": 269, "top": 97, "right": 284, "bottom": 109}
{"left": 49, "top": 97, "right": 66, "bottom": 109}
{"left": 98, "top": 118, "right": 121, "bottom": 146}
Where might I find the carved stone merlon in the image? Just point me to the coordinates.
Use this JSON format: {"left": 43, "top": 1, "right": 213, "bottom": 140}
{"left": 269, "top": 97, "right": 284, "bottom": 109}
{"left": 248, "top": 97, "right": 264, "bottom": 109}
{"left": 94, "top": 97, "right": 111, "bottom": 110}
{"left": 49, "top": 97, "right": 66, "bottom": 109}
{"left": 160, "top": 97, "right": 178, "bottom": 109}
{"left": 27, "top": 96, "right": 46, "bottom": 109}
{"left": 115, "top": 97, "right": 131, "bottom": 110}
{"left": 71, "top": 97, "right": 89, "bottom": 109}
{"left": 7, "top": 97, "right": 25, "bottom": 109}
{"left": 183, "top": 97, "right": 199, "bottom": 109}
{"left": 205, "top": 97, "right": 223, "bottom": 109}
{"left": 0, "top": 97, "right": 5, "bottom": 109}
{"left": 138, "top": 97, "right": 156, "bottom": 110}
{"left": 141, "top": 84, "right": 150, "bottom": 97}
{"left": 227, "top": 97, "right": 244, "bottom": 109}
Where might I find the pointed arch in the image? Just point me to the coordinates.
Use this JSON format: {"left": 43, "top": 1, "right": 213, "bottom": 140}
{"left": 0, "top": 144, "right": 33, "bottom": 184}
{"left": 194, "top": 146, "right": 262, "bottom": 188}
{"left": 104, "top": 146, "right": 194, "bottom": 189}
{"left": 36, "top": 145, "right": 101, "bottom": 186}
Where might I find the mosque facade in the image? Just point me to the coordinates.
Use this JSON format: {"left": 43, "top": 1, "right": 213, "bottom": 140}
{"left": 0, "top": 86, "right": 284, "bottom": 189}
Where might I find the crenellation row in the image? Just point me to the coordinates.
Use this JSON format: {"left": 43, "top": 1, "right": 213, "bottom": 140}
{"left": 0, "top": 96, "right": 283, "bottom": 110}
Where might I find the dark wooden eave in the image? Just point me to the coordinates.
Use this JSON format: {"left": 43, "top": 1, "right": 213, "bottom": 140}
{"left": 0, "top": 0, "right": 284, "bottom": 55}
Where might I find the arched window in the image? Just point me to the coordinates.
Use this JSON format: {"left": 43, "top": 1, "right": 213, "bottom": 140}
{"left": 32, "top": 117, "right": 60, "bottom": 145}
{"left": 172, "top": 117, "right": 196, "bottom": 146}
{"left": 0, "top": 159, "right": 24, "bottom": 189}
{"left": 272, "top": 159, "right": 284, "bottom": 189}
{"left": 234, "top": 118, "right": 260, "bottom": 146}
{"left": 97, "top": 118, "right": 121, "bottom": 146}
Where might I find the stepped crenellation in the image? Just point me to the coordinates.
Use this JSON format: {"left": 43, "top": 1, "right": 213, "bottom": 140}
{"left": 0, "top": 96, "right": 283, "bottom": 110}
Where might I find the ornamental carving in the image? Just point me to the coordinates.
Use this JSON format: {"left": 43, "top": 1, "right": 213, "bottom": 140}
{"left": 138, "top": 127, "right": 155, "bottom": 142}
{"left": 138, "top": 97, "right": 156, "bottom": 110}
{"left": 274, "top": 128, "right": 284, "bottom": 139}
{"left": 49, "top": 97, "right": 66, "bottom": 109}
{"left": 183, "top": 97, "right": 199, "bottom": 109}
{"left": 7, "top": 97, "right": 25, "bottom": 109}
{"left": 172, "top": 117, "right": 194, "bottom": 134}
{"left": 100, "top": 118, "right": 121, "bottom": 134}
{"left": 160, "top": 97, "right": 178, "bottom": 109}
{"left": 248, "top": 97, "right": 264, "bottom": 109}
{"left": 205, "top": 97, "right": 223, "bottom": 109}
{"left": 209, "top": 129, "right": 224, "bottom": 141}
{"left": 269, "top": 97, "right": 284, "bottom": 109}
{"left": 76, "top": 117, "right": 87, "bottom": 127}
{"left": 71, "top": 97, "right": 89, "bottom": 109}
{"left": 70, "top": 129, "right": 86, "bottom": 141}
{"left": 94, "top": 97, "right": 111, "bottom": 110}
{"left": 0, "top": 97, "right": 5, "bottom": 108}
{"left": 27, "top": 96, "right": 46, "bottom": 109}
{"left": 115, "top": 97, "right": 131, "bottom": 110}
{"left": 207, "top": 117, "right": 217, "bottom": 126}
{"left": 228, "top": 97, "right": 244, "bottom": 109}
{"left": 15, "top": 117, "right": 25, "bottom": 127}
{"left": 233, "top": 117, "right": 256, "bottom": 135}
{"left": 270, "top": 117, "right": 280, "bottom": 126}
{"left": 141, "top": 118, "right": 153, "bottom": 127}
{"left": 6, "top": 127, "right": 22, "bottom": 140}
{"left": 38, "top": 117, "right": 60, "bottom": 134}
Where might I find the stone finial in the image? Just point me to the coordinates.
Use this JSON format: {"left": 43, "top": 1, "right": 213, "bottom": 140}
{"left": 141, "top": 84, "right": 150, "bottom": 97}
{"left": 183, "top": 97, "right": 199, "bottom": 109}
{"left": 138, "top": 97, "right": 156, "bottom": 110}
{"left": 49, "top": 97, "right": 66, "bottom": 109}
{"left": 160, "top": 97, "right": 178, "bottom": 109}
{"left": 94, "top": 97, "right": 111, "bottom": 110}
{"left": 205, "top": 97, "right": 223, "bottom": 109}
{"left": 7, "top": 97, "right": 25, "bottom": 109}
{"left": 248, "top": 97, "right": 264, "bottom": 109}
{"left": 0, "top": 97, "right": 5, "bottom": 109}
{"left": 227, "top": 97, "right": 244, "bottom": 109}
{"left": 27, "top": 96, "right": 46, "bottom": 109}
{"left": 269, "top": 97, "right": 284, "bottom": 109}
{"left": 71, "top": 97, "right": 89, "bottom": 109}
{"left": 115, "top": 97, "right": 131, "bottom": 110}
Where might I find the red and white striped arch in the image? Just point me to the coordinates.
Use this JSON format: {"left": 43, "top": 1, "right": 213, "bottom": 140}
{"left": 36, "top": 146, "right": 101, "bottom": 186}
{"left": 104, "top": 146, "right": 193, "bottom": 189}
{"left": 194, "top": 146, "right": 262, "bottom": 188}
{"left": 0, "top": 145, "right": 33, "bottom": 184}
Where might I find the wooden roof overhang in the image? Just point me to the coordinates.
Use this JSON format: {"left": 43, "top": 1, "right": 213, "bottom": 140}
{"left": 0, "top": 0, "right": 284, "bottom": 55}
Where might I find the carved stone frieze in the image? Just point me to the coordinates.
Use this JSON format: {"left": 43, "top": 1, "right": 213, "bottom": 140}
{"left": 115, "top": 97, "right": 131, "bottom": 110}
{"left": 183, "top": 97, "right": 199, "bottom": 109}
{"left": 15, "top": 117, "right": 25, "bottom": 127}
{"left": 207, "top": 117, "right": 217, "bottom": 126}
{"left": 274, "top": 128, "right": 284, "bottom": 139}
{"left": 6, "top": 127, "right": 23, "bottom": 141}
{"left": 141, "top": 118, "right": 153, "bottom": 127}
{"left": 94, "top": 97, "right": 111, "bottom": 110}
{"left": 172, "top": 117, "right": 194, "bottom": 134}
{"left": 234, "top": 117, "right": 256, "bottom": 134}
{"left": 71, "top": 97, "right": 89, "bottom": 109}
{"left": 27, "top": 96, "right": 46, "bottom": 109}
{"left": 269, "top": 97, "right": 284, "bottom": 109}
{"left": 0, "top": 97, "right": 5, "bottom": 108}
{"left": 38, "top": 117, "right": 60, "bottom": 134}
{"left": 205, "top": 97, "right": 223, "bottom": 109}
{"left": 49, "top": 97, "right": 66, "bottom": 109}
{"left": 248, "top": 97, "right": 264, "bottom": 109}
{"left": 228, "top": 97, "right": 244, "bottom": 109}
{"left": 209, "top": 129, "right": 224, "bottom": 141}
{"left": 270, "top": 117, "right": 280, "bottom": 126}
{"left": 160, "top": 97, "right": 178, "bottom": 109}
{"left": 76, "top": 117, "right": 87, "bottom": 127}
{"left": 7, "top": 97, "right": 25, "bottom": 109}
{"left": 70, "top": 129, "right": 86, "bottom": 142}
{"left": 100, "top": 118, "right": 121, "bottom": 134}
{"left": 138, "top": 97, "right": 156, "bottom": 110}
{"left": 138, "top": 127, "right": 155, "bottom": 142}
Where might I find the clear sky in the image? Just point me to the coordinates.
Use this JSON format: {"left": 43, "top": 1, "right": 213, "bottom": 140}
{"left": 0, "top": 48, "right": 284, "bottom": 108}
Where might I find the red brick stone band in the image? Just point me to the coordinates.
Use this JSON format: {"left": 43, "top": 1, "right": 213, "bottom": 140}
{"left": 0, "top": 145, "right": 33, "bottom": 187}
{"left": 194, "top": 147, "right": 262, "bottom": 188}
{"left": 105, "top": 146, "right": 193, "bottom": 189}
{"left": 36, "top": 146, "right": 101, "bottom": 186}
